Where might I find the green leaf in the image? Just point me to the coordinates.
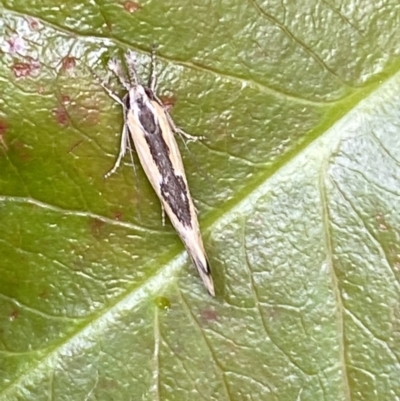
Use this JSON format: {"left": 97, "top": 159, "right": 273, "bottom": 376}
{"left": 1, "top": 1, "right": 400, "bottom": 400}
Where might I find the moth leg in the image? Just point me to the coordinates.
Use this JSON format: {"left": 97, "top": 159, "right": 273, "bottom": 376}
{"left": 164, "top": 111, "right": 205, "bottom": 142}
{"left": 104, "top": 123, "right": 130, "bottom": 178}
{"left": 176, "top": 127, "right": 205, "bottom": 142}
{"left": 161, "top": 203, "right": 166, "bottom": 226}
{"left": 125, "top": 50, "right": 140, "bottom": 86}
{"left": 148, "top": 44, "right": 158, "bottom": 93}
{"left": 147, "top": 45, "right": 203, "bottom": 142}
{"left": 108, "top": 58, "right": 131, "bottom": 91}
{"left": 89, "top": 65, "right": 126, "bottom": 107}
{"left": 101, "top": 83, "right": 125, "bottom": 107}
{"left": 125, "top": 141, "right": 138, "bottom": 179}
{"left": 125, "top": 140, "right": 143, "bottom": 222}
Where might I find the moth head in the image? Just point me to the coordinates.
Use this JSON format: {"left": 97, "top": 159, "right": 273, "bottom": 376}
{"left": 127, "top": 84, "right": 149, "bottom": 104}
{"left": 127, "top": 84, "right": 156, "bottom": 110}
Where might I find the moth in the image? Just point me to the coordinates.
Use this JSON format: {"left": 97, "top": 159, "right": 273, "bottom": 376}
{"left": 96, "top": 48, "right": 215, "bottom": 296}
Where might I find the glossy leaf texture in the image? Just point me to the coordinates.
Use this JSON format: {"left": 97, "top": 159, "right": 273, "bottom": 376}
{"left": 1, "top": 1, "right": 400, "bottom": 400}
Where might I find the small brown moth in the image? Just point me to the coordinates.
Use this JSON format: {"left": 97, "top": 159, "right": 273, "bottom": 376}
{"left": 97, "top": 48, "right": 215, "bottom": 296}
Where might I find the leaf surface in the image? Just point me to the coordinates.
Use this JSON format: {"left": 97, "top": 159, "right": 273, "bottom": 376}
{"left": 1, "top": 1, "right": 400, "bottom": 400}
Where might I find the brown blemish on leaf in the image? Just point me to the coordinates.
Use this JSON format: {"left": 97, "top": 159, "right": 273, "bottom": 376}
{"left": 12, "top": 58, "right": 40, "bottom": 78}
{"left": 52, "top": 95, "right": 74, "bottom": 126}
{"left": 28, "top": 18, "right": 40, "bottom": 30}
{"left": 10, "top": 309, "right": 19, "bottom": 321}
{"left": 61, "top": 94, "right": 71, "bottom": 104}
{"left": 200, "top": 308, "right": 218, "bottom": 323}
{"left": 90, "top": 218, "right": 106, "bottom": 239}
{"left": 12, "top": 140, "right": 32, "bottom": 161}
{"left": 0, "top": 120, "right": 7, "bottom": 134}
{"left": 54, "top": 94, "right": 100, "bottom": 128}
{"left": 123, "top": 0, "right": 141, "bottom": 13}
{"left": 53, "top": 106, "right": 69, "bottom": 126}
{"left": 38, "top": 289, "right": 49, "bottom": 298}
{"left": 12, "top": 62, "right": 32, "bottom": 78}
{"left": 0, "top": 120, "right": 8, "bottom": 150}
{"left": 113, "top": 211, "right": 123, "bottom": 221}
{"left": 61, "top": 56, "right": 76, "bottom": 71}
{"left": 159, "top": 95, "right": 176, "bottom": 112}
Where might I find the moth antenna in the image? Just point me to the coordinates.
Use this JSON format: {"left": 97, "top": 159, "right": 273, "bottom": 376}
{"left": 149, "top": 44, "right": 158, "bottom": 92}
{"left": 125, "top": 50, "right": 139, "bottom": 86}
{"left": 108, "top": 58, "right": 131, "bottom": 91}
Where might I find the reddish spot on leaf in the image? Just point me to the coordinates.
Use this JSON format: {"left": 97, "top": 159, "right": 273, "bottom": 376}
{"left": 12, "top": 59, "right": 40, "bottom": 78}
{"left": 38, "top": 290, "right": 49, "bottom": 298}
{"left": 12, "top": 140, "right": 32, "bottom": 161}
{"left": 90, "top": 218, "right": 106, "bottom": 239}
{"left": 28, "top": 18, "right": 40, "bottom": 30}
{"left": 12, "top": 62, "right": 32, "bottom": 77}
{"left": 53, "top": 106, "right": 69, "bottom": 126}
{"left": 113, "top": 211, "right": 123, "bottom": 221}
{"left": 0, "top": 120, "right": 8, "bottom": 150}
{"left": 159, "top": 95, "right": 176, "bottom": 112}
{"left": 55, "top": 95, "right": 100, "bottom": 129}
{"left": 10, "top": 309, "right": 19, "bottom": 321}
{"left": 0, "top": 120, "right": 7, "bottom": 135}
{"left": 200, "top": 308, "right": 218, "bottom": 323}
{"left": 61, "top": 94, "right": 71, "bottom": 104}
{"left": 61, "top": 56, "right": 76, "bottom": 71}
{"left": 123, "top": 0, "right": 141, "bottom": 13}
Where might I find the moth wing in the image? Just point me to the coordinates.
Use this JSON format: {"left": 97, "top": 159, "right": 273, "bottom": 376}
{"left": 151, "top": 101, "right": 187, "bottom": 178}
{"left": 127, "top": 101, "right": 215, "bottom": 296}
{"left": 151, "top": 103, "right": 214, "bottom": 296}
{"left": 126, "top": 110, "right": 164, "bottom": 197}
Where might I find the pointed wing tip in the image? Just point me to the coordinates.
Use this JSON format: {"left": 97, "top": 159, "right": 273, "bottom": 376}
{"left": 189, "top": 247, "right": 215, "bottom": 296}
{"left": 206, "top": 278, "right": 215, "bottom": 297}
{"left": 201, "top": 276, "right": 215, "bottom": 297}
{"left": 199, "top": 261, "right": 215, "bottom": 297}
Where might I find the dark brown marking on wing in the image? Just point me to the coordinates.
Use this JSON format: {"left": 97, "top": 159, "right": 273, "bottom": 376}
{"left": 137, "top": 99, "right": 192, "bottom": 228}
